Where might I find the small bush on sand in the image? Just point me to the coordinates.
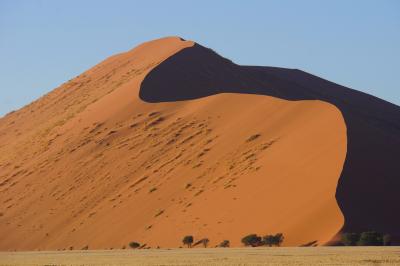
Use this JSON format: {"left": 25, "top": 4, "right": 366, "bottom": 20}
{"left": 383, "top": 234, "right": 392, "bottom": 246}
{"left": 218, "top": 240, "right": 230, "bottom": 247}
{"left": 341, "top": 232, "right": 360, "bottom": 246}
{"left": 341, "top": 231, "right": 389, "bottom": 246}
{"left": 263, "top": 233, "right": 284, "bottom": 247}
{"left": 129, "top": 242, "right": 140, "bottom": 249}
{"left": 182, "top": 235, "right": 194, "bottom": 248}
{"left": 194, "top": 238, "right": 210, "bottom": 247}
{"left": 200, "top": 238, "right": 210, "bottom": 248}
{"left": 241, "top": 234, "right": 262, "bottom": 247}
{"left": 274, "top": 233, "right": 284, "bottom": 246}
{"left": 357, "top": 231, "right": 383, "bottom": 246}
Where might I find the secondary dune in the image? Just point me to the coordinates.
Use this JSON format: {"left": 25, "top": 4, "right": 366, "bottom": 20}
{"left": 0, "top": 36, "right": 374, "bottom": 250}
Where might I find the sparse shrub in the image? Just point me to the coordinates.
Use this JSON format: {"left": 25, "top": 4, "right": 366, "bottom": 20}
{"left": 194, "top": 238, "right": 210, "bottom": 248}
{"left": 218, "top": 240, "right": 230, "bottom": 248}
{"left": 383, "top": 234, "right": 392, "bottom": 246}
{"left": 201, "top": 238, "right": 210, "bottom": 248}
{"left": 183, "top": 235, "right": 194, "bottom": 248}
{"left": 273, "top": 233, "right": 284, "bottom": 246}
{"left": 263, "top": 235, "right": 274, "bottom": 247}
{"left": 341, "top": 231, "right": 388, "bottom": 246}
{"left": 263, "top": 233, "right": 284, "bottom": 247}
{"left": 341, "top": 232, "right": 360, "bottom": 246}
{"left": 241, "top": 234, "right": 262, "bottom": 247}
{"left": 357, "top": 231, "right": 383, "bottom": 246}
{"left": 129, "top": 242, "right": 140, "bottom": 249}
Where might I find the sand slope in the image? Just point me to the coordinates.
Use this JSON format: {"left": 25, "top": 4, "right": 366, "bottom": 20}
{"left": 0, "top": 37, "right": 347, "bottom": 250}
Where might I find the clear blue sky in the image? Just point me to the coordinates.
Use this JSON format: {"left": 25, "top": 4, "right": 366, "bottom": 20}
{"left": 1, "top": 0, "right": 399, "bottom": 116}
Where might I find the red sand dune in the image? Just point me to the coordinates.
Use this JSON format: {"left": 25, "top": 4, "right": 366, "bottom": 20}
{"left": 0, "top": 37, "right": 398, "bottom": 250}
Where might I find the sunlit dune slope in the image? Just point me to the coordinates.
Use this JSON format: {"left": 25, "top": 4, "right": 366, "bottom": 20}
{"left": 0, "top": 37, "right": 347, "bottom": 250}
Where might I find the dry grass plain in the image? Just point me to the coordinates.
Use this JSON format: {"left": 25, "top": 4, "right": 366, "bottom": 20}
{"left": 1, "top": 247, "right": 399, "bottom": 266}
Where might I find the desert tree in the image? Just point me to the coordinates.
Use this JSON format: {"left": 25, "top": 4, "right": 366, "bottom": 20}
{"left": 383, "top": 234, "right": 391, "bottom": 246}
{"left": 263, "top": 233, "right": 284, "bottom": 247}
{"left": 193, "top": 238, "right": 210, "bottom": 248}
{"left": 341, "top": 232, "right": 360, "bottom": 246}
{"left": 357, "top": 231, "right": 383, "bottom": 246}
{"left": 129, "top": 242, "right": 140, "bottom": 249}
{"left": 218, "top": 240, "right": 230, "bottom": 248}
{"left": 273, "top": 233, "right": 284, "bottom": 247}
{"left": 263, "top": 235, "right": 275, "bottom": 247}
{"left": 201, "top": 238, "right": 210, "bottom": 248}
{"left": 182, "top": 235, "right": 194, "bottom": 248}
{"left": 241, "top": 234, "right": 262, "bottom": 247}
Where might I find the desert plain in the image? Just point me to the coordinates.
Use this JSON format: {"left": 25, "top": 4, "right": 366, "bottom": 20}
{"left": 1, "top": 247, "right": 400, "bottom": 266}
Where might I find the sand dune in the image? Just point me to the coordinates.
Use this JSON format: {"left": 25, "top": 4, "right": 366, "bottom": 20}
{"left": 0, "top": 36, "right": 395, "bottom": 250}
{"left": 140, "top": 42, "right": 400, "bottom": 242}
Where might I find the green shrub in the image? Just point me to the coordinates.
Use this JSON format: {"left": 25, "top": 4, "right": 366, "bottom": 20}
{"left": 263, "top": 233, "right": 284, "bottom": 247}
{"left": 202, "top": 238, "right": 210, "bottom": 248}
{"left": 341, "top": 232, "right": 360, "bottom": 246}
{"left": 273, "top": 233, "right": 284, "bottom": 246}
{"left": 263, "top": 235, "right": 275, "bottom": 247}
{"left": 241, "top": 234, "right": 262, "bottom": 247}
{"left": 129, "top": 242, "right": 140, "bottom": 249}
{"left": 357, "top": 231, "right": 383, "bottom": 246}
{"left": 383, "top": 234, "right": 391, "bottom": 246}
{"left": 218, "top": 240, "right": 230, "bottom": 248}
{"left": 193, "top": 238, "right": 210, "bottom": 248}
{"left": 182, "top": 235, "right": 194, "bottom": 248}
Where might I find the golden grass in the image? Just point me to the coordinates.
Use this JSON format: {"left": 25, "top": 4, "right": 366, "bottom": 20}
{"left": 1, "top": 247, "right": 399, "bottom": 266}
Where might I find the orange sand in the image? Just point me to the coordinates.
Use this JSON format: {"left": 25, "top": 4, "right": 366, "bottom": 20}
{"left": 0, "top": 37, "right": 346, "bottom": 250}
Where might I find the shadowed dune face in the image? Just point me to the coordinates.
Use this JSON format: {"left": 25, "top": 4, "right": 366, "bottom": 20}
{"left": 140, "top": 44, "right": 400, "bottom": 241}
